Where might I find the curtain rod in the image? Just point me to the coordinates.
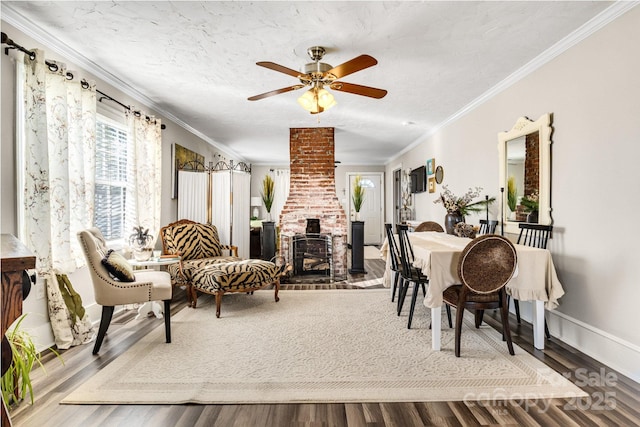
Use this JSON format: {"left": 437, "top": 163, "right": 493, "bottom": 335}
{"left": 2, "top": 31, "right": 166, "bottom": 130}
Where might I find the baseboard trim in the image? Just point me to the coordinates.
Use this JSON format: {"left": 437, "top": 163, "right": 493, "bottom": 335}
{"left": 515, "top": 301, "right": 640, "bottom": 384}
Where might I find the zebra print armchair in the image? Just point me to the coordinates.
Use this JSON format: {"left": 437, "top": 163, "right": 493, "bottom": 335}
{"left": 160, "top": 219, "right": 240, "bottom": 307}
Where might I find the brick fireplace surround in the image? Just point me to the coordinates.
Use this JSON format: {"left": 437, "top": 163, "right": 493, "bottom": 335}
{"left": 279, "top": 128, "right": 348, "bottom": 280}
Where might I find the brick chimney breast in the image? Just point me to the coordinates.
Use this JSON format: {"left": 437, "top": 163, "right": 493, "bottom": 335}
{"left": 279, "top": 127, "right": 347, "bottom": 279}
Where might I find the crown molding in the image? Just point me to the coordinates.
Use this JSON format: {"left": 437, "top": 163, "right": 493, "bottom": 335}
{"left": 387, "top": 1, "right": 639, "bottom": 165}
{"left": 1, "top": 4, "right": 244, "bottom": 162}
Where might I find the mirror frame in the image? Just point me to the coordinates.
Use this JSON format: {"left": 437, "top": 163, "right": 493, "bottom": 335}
{"left": 498, "top": 113, "right": 552, "bottom": 235}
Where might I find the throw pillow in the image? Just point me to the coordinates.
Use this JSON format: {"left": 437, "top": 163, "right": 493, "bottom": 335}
{"left": 102, "top": 249, "right": 135, "bottom": 282}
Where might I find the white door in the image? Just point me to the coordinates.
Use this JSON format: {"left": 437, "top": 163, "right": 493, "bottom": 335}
{"left": 348, "top": 173, "right": 383, "bottom": 245}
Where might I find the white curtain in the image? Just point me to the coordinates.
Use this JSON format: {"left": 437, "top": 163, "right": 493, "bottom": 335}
{"left": 211, "top": 170, "right": 251, "bottom": 258}
{"left": 19, "top": 50, "right": 97, "bottom": 278}
{"left": 18, "top": 50, "right": 97, "bottom": 349}
{"left": 231, "top": 171, "right": 251, "bottom": 259}
{"left": 177, "top": 170, "right": 208, "bottom": 223}
{"left": 124, "top": 109, "right": 162, "bottom": 245}
{"left": 271, "top": 168, "right": 290, "bottom": 224}
{"left": 211, "top": 171, "right": 231, "bottom": 245}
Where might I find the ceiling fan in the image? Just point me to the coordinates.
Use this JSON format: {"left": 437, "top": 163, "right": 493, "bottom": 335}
{"left": 248, "top": 46, "right": 387, "bottom": 114}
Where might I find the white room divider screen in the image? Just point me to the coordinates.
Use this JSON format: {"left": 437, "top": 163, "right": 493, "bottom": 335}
{"left": 177, "top": 164, "right": 251, "bottom": 259}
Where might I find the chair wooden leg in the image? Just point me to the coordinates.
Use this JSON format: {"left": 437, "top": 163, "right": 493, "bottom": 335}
{"left": 445, "top": 305, "right": 453, "bottom": 328}
{"left": 215, "top": 292, "right": 223, "bottom": 318}
{"left": 274, "top": 279, "right": 280, "bottom": 302}
{"left": 475, "top": 310, "right": 484, "bottom": 328}
{"left": 190, "top": 286, "right": 199, "bottom": 308}
{"left": 545, "top": 318, "right": 550, "bottom": 339}
{"left": 407, "top": 282, "right": 420, "bottom": 329}
{"left": 391, "top": 271, "right": 400, "bottom": 302}
{"left": 454, "top": 304, "right": 465, "bottom": 357}
{"left": 93, "top": 306, "right": 114, "bottom": 355}
{"left": 500, "top": 293, "right": 515, "bottom": 355}
{"left": 513, "top": 298, "right": 521, "bottom": 324}
{"left": 397, "top": 278, "right": 408, "bottom": 315}
{"left": 164, "top": 299, "right": 171, "bottom": 343}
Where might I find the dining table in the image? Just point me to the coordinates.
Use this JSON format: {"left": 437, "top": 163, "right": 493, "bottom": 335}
{"left": 381, "top": 231, "right": 565, "bottom": 351}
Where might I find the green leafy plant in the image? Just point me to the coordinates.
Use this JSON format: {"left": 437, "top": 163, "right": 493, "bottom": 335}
{"left": 261, "top": 175, "right": 274, "bottom": 214}
{"left": 507, "top": 176, "right": 518, "bottom": 212}
{"left": 1, "top": 315, "right": 62, "bottom": 407}
{"left": 520, "top": 190, "right": 539, "bottom": 213}
{"left": 352, "top": 175, "right": 365, "bottom": 213}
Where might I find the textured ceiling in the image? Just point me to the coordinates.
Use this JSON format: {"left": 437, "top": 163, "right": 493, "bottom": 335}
{"left": 2, "top": 1, "right": 613, "bottom": 164}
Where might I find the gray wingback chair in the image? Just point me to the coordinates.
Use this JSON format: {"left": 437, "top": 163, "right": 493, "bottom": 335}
{"left": 77, "top": 228, "right": 172, "bottom": 354}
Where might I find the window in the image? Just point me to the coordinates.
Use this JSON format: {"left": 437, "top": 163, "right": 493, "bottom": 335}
{"left": 94, "top": 115, "right": 129, "bottom": 242}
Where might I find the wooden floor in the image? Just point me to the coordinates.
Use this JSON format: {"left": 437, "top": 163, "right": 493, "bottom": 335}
{"left": 8, "top": 256, "right": 640, "bottom": 427}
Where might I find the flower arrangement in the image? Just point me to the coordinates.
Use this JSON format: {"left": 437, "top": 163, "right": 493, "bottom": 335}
{"left": 260, "top": 175, "right": 274, "bottom": 215}
{"left": 352, "top": 175, "right": 365, "bottom": 213}
{"left": 520, "top": 190, "right": 539, "bottom": 213}
{"left": 434, "top": 185, "right": 495, "bottom": 216}
{"left": 507, "top": 176, "right": 518, "bottom": 212}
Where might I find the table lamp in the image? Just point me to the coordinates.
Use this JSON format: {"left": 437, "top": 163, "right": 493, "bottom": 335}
{"left": 251, "top": 196, "right": 262, "bottom": 219}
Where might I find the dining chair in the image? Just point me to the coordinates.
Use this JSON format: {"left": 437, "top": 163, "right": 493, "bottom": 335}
{"left": 443, "top": 234, "right": 517, "bottom": 357}
{"left": 384, "top": 223, "right": 404, "bottom": 303}
{"left": 478, "top": 219, "right": 498, "bottom": 235}
{"left": 413, "top": 221, "right": 444, "bottom": 233}
{"left": 78, "top": 228, "right": 173, "bottom": 355}
{"left": 396, "top": 224, "right": 452, "bottom": 329}
{"left": 513, "top": 223, "right": 553, "bottom": 339}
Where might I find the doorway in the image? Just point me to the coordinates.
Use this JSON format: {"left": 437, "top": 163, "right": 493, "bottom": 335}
{"left": 347, "top": 172, "right": 383, "bottom": 245}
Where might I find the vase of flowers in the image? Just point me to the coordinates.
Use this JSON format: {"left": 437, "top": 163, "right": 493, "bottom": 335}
{"left": 352, "top": 175, "right": 365, "bottom": 221}
{"left": 434, "top": 185, "right": 495, "bottom": 234}
{"left": 261, "top": 175, "right": 274, "bottom": 222}
{"left": 520, "top": 190, "right": 539, "bottom": 223}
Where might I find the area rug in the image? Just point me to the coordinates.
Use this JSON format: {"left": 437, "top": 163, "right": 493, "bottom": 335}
{"left": 62, "top": 289, "right": 585, "bottom": 404}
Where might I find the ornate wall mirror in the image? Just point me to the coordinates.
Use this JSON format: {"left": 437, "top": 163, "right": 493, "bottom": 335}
{"left": 498, "top": 113, "right": 552, "bottom": 235}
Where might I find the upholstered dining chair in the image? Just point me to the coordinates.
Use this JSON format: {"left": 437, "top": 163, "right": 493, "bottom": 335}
{"left": 443, "top": 234, "right": 517, "bottom": 357}
{"left": 384, "top": 223, "right": 404, "bottom": 303}
{"left": 478, "top": 219, "right": 498, "bottom": 235}
{"left": 396, "top": 224, "right": 452, "bottom": 330}
{"left": 77, "top": 228, "right": 172, "bottom": 355}
{"left": 513, "top": 223, "right": 553, "bottom": 339}
{"left": 414, "top": 221, "right": 444, "bottom": 233}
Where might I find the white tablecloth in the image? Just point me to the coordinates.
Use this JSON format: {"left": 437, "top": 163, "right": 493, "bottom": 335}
{"left": 381, "top": 231, "right": 564, "bottom": 309}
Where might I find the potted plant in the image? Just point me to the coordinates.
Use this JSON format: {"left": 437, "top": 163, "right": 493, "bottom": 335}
{"left": 507, "top": 176, "right": 518, "bottom": 216}
{"left": 352, "top": 175, "right": 365, "bottom": 221}
{"left": 260, "top": 175, "right": 276, "bottom": 261}
{"left": 2, "top": 315, "right": 62, "bottom": 408}
{"left": 349, "top": 176, "right": 367, "bottom": 274}
{"left": 520, "top": 190, "right": 539, "bottom": 223}
{"left": 129, "top": 225, "right": 153, "bottom": 261}
{"left": 260, "top": 175, "right": 274, "bottom": 222}
{"left": 434, "top": 185, "right": 495, "bottom": 234}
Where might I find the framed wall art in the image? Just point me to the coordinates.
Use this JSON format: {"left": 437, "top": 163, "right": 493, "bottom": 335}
{"left": 428, "top": 177, "right": 436, "bottom": 193}
{"left": 426, "top": 158, "right": 435, "bottom": 175}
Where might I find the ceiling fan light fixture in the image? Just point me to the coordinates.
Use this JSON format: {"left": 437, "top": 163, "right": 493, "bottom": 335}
{"left": 317, "top": 88, "right": 336, "bottom": 109}
{"left": 297, "top": 89, "right": 316, "bottom": 111}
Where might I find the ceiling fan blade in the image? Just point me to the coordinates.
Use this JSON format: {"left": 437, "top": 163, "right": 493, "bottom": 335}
{"left": 248, "top": 85, "right": 305, "bottom": 101}
{"left": 329, "top": 81, "right": 387, "bottom": 99}
{"left": 326, "top": 55, "right": 378, "bottom": 79}
{"left": 256, "top": 61, "right": 302, "bottom": 78}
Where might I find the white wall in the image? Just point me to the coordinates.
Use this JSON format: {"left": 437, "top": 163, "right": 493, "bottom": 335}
{"left": 0, "top": 21, "right": 237, "bottom": 347}
{"left": 386, "top": 6, "right": 640, "bottom": 381}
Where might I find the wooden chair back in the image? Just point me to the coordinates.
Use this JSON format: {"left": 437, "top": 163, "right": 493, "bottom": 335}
{"left": 516, "top": 223, "right": 553, "bottom": 249}
{"left": 384, "top": 224, "right": 401, "bottom": 272}
{"left": 478, "top": 219, "right": 498, "bottom": 235}
{"left": 458, "top": 235, "right": 517, "bottom": 294}
{"left": 414, "top": 221, "right": 444, "bottom": 233}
